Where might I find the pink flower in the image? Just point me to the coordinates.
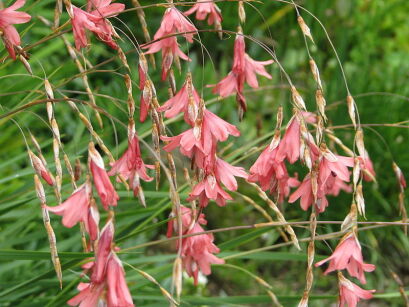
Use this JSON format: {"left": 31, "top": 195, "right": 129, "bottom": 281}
{"left": 162, "top": 109, "right": 240, "bottom": 159}
{"left": 67, "top": 282, "right": 105, "bottom": 306}
{"left": 87, "top": 0, "right": 125, "bottom": 49}
{"left": 318, "top": 154, "right": 354, "bottom": 186}
{"left": 211, "top": 32, "right": 273, "bottom": 111}
{"left": 91, "top": 220, "right": 114, "bottom": 283}
{"left": 289, "top": 175, "right": 329, "bottom": 212}
{"left": 157, "top": 78, "right": 201, "bottom": 125}
{"left": 70, "top": 0, "right": 124, "bottom": 50}
{"left": 167, "top": 206, "right": 224, "bottom": 285}
{"left": 316, "top": 234, "right": 375, "bottom": 284}
{"left": 108, "top": 134, "right": 153, "bottom": 197}
{"left": 143, "top": 7, "right": 197, "bottom": 80}
{"left": 71, "top": 6, "right": 102, "bottom": 50}
{"left": 184, "top": 0, "right": 222, "bottom": 26}
{"left": 188, "top": 174, "right": 233, "bottom": 207}
{"left": 106, "top": 254, "right": 134, "bottom": 307}
{"left": 89, "top": 143, "right": 119, "bottom": 210}
{"left": 275, "top": 116, "right": 301, "bottom": 163}
{"left": 338, "top": 274, "right": 375, "bottom": 307}
{"left": 214, "top": 158, "right": 248, "bottom": 191}
{"left": 45, "top": 182, "right": 99, "bottom": 240}
{"left": 0, "top": 0, "right": 31, "bottom": 59}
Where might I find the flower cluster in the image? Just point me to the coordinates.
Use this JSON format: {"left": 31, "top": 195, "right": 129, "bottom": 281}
{"left": 167, "top": 206, "right": 224, "bottom": 285}
{"left": 160, "top": 73, "right": 248, "bottom": 207}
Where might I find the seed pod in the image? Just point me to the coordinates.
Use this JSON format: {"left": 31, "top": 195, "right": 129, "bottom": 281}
{"left": 309, "top": 59, "right": 322, "bottom": 89}
{"left": 19, "top": 55, "right": 32, "bottom": 75}
{"left": 74, "top": 158, "right": 82, "bottom": 181}
{"left": 298, "top": 16, "right": 314, "bottom": 43}
{"left": 341, "top": 202, "right": 358, "bottom": 232}
{"left": 238, "top": 1, "right": 246, "bottom": 23}
{"left": 347, "top": 95, "right": 357, "bottom": 128}
{"left": 355, "top": 128, "right": 366, "bottom": 157}
{"left": 315, "top": 89, "right": 327, "bottom": 121}
{"left": 291, "top": 86, "right": 306, "bottom": 110}
{"left": 356, "top": 184, "right": 366, "bottom": 217}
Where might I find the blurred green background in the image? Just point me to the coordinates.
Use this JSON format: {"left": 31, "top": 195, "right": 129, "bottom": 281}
{"left": 0, "top": 0, "right": 409, "bottom": 306}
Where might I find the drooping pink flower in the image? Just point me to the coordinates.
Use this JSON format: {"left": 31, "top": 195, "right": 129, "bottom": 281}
{"left": 106, "top": 254, "right": 134, "bottom": 307}
{"left": 87, "top": 0, "right": 125, "bottom": 49}
{"left": 108, "top": 134, "right": 153, "bottom": 197}
{"left": 67, "top": 282, "right": 105, "bottom": 307}
{"left": 89, "top": 143, "right": 119, "bottom": 210}
{"left": 71, "top": 6, "right": 103, "bottom": 50}
{"left": 184, "top": 0, "right": 222, "bottom": 26}
{"left": 188, "top": 174, "right": 233, "bottom": 207}
{"left": 143, "top": 7, "right": 197, "bottom": 80}
{"left": 289, "top": 174, "right": 329, "bottom": 213}
{"left": 157, "top": 77, "right": 201, "bottom": 125}
{"left": 211, "top": 32, "right": 273, "bottom": 112}
{"left": 0, "top": 0, "right": 31, "bottom": 59}
{"left": 249, "top": 142, "right": 301, "bottom": 204}
{"left": 316, "top": 234, "right": 375, "bottom": 284}
{"left": 70, "top": 0, "right": 124, "bottom": 50}
{"left": 318, "top": 154, "right": 354, "bottom": 186}
{"left": 45, "top": 182, "right": 97, "bottom": 233}
{"left": 275, "top": 116, "right": 301, "bottom": 164}
{"left": 162, "top": 109, "right": 240, "bottom": 159}
{"left": 338, "top": 274, "right": 375, "bottom": 307}
{"left": 91, "top": 220, "right": 114, "bottom": 283}
{"left": 167, "top": 206, "right": 224, "bottom": 285}
{"left": 187, "top": 157, "right": 247, "bottom": 207}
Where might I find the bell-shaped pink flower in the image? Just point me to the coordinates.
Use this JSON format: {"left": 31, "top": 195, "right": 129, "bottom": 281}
{"left": 0, "top": 0, "right": 31, "bottom": 59}
{"left": 289, "top": 174, "right": 329, "bottom": 213}
{"left": 91, "top": 220, "right": 114, "bottom": 283}
{"left": 87, "top": 0, "right": 125, "bottom": 49}
{"left": 46, "top": 182, "right": 91, "bottom": 226}
{"left": 211, "top": 32, "right": 273, "bottom": 111}
{"left": 108, "top": 134, "right": 153, "bottom": 197}
{"left": 275, "top": 116, "right": 301, "bottom": 163}
{"left": 143, "top": 7, "right": 197, "bottom": 80}
{"left": 167, "top": 206, "right": 224, "bottom": 285}
{"left": 106, "top": 253, "right": 134, "bottom": 307}
{"left": 184, "top": 0, "right": 222, "bottom": 26}
{"left": 67, "top": 282, "right": 105, "bottom": 307}
{"left": 157, "top": 79, "right": 201, "bottom": 125}
{"left": 89, "top": 143, "right": 119, "bottom": 210}
{"left": 318, "top": 154, "right": 354, "bottom": 186}
{"left": 315, "top": 234, "right": 375, "bottom": 284}
{"left": 188, "top": 174, "right": 233, "bottom": 207}
{"left": 71, "top": 6, "right": 103, "bottom": 50}
{"left": 338, "top": 274, "right": 375, "bottom": 307}
{"left": 162, "top": 109, "right": 240, "bottom": 159}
